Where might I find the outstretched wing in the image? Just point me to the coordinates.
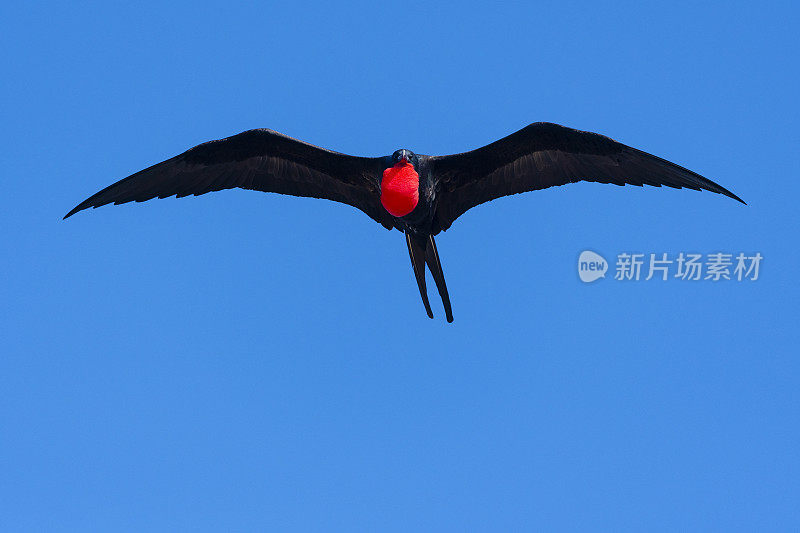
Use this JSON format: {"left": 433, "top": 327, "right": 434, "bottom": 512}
{"left": 430, "top": 122, "right": 744, "bottom": 232}
{"left": 65, "top": 129, "right": 394, "bottom": 229}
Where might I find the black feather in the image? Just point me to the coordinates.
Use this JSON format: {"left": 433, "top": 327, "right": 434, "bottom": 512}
{"left": 430, "top": 122, "right": 744, "bottom": 232}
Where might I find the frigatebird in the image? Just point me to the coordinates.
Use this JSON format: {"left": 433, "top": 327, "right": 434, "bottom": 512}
{"left": 65, "top": 122, "right": 745, "bottom": 322}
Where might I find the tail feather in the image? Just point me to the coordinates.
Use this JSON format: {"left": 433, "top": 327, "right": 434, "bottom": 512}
{"left": 424, "top": 234, "right": 454, "bottom": 323}
{"left": 406, "top": 232, "right": 434, "bottom": 319}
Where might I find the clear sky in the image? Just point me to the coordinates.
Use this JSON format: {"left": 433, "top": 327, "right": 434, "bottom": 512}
{"left": 2, "top": 1, "right": 798, "bottom": 531}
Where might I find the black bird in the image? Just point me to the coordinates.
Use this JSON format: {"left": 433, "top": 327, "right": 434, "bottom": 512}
{"left": 65, "top": 122, "right": 745, "bottom": 322}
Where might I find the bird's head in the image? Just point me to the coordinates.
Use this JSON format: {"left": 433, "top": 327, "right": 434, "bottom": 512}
{"left": 391, "top": 149, "right": 417, "bottom": 167}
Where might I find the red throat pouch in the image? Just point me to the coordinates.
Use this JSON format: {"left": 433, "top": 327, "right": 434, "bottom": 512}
{"left": 380, "top": 160, "right": 419, "bottom": 217}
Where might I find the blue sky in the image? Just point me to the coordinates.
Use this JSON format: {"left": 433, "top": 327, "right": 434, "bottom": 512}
{"left": 2, "top": 1, "right": 798, "bottom": 530}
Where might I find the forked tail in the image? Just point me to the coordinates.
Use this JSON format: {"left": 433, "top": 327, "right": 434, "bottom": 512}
{"left": 405, "top": 232, "right": 454, "bottom": 322}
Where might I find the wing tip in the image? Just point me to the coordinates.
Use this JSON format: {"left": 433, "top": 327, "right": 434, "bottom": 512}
{"left": 63, "top": 204, "right": 85, "bottom": 219}
{"left": 727, "top": 190, "right": 747, "bottom": 205}
{"left": 707, "top": 182, "right": 746, "bottom": 205}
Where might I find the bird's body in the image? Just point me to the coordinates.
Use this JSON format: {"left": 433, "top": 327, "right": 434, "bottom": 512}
{"left": 65, "top": 122, "right": 744, "bottom": 322}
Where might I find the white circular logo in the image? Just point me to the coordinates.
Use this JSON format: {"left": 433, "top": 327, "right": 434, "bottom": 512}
{"left": 578, "top": 251, "right": 607, "bottom": 283}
